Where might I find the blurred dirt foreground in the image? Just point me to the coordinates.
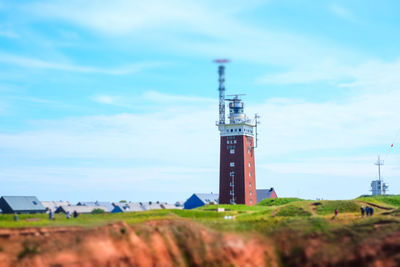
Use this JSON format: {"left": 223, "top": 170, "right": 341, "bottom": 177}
{"left": 0, "top": 220, "right": 276, "bottom": 267}
{"left": 1, "top": 218, "right": 400, "bottom": 266}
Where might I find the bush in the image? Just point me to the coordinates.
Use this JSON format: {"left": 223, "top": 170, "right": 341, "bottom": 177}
{"left": 357, "top": 195, "right": 400, "bottom": 207}
{"left": 315, "top": 201, "right": 359, "bottom": 215}
{"left": 18, "top": 240, "right": 39, "bottom": 259}
{"left": 258, "top": 198, "right": 303, "bottom": 206}
{"left": 91, "top": 208, "right": 105, "bottom": 214}
{"left": 275, "top": 205, "right": 312, "bottom": 217}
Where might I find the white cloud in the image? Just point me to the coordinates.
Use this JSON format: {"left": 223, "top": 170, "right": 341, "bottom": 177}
{"left": 258, "top": 57, "right": 400, "bottom": 88}
{"left": 2, "top": 86, "right": 400, "bottom": 198}
{"left": 0, "top": 102, "right": 4, "bottom": 115}
{"left": 0, "top": 106, "right": 219, "bottom": 163}
{"left": 24, "top": 0, "right": 357, "bottom": 69}
{"left": 256, "top": 59, "right": 352, "bottom": 84}
{"left": 253, "top": 88, "right": 400, "bottom": 159}
{"left": 0, "top": 165, "right": 217, "bottom": 202}
{"left": 2, "top": 87, "right": 400, "bottom": 169}
{"left": 330, "top": 3, "right": 356, "bottom": 22}
{"left": 92, "top": 91, "right": 215, "bottom": 109}
{"left": 260, "top": 155, "right": 400, "bottom": 177}
{"left": 26, "top": 0, "right": 243, "bottom": 37}
{"left": 0, "top": 52, "right": 162, "bottom": 75}
{"left": 0, "top": 29, "right": 18, "bottom": 38}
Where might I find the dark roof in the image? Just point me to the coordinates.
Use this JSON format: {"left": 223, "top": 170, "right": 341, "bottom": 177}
{"left": 194, "top": 193, "right": 219, "bottom": 204}
{"left": 0, "top": 196, "right": 46, "bottom": 212}
{"left": 256, "top": 188, "right": 276, "bottom": 203}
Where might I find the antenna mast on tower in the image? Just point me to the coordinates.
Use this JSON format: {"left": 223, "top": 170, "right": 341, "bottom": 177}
{"left": 214, "top": 59, "right": 229, "bottom": 125}
{"left": 375, "top": 155, "right": 384, "bottom": 182}
{"left": 253, "top": 113, "right": 260, "bottom": 148}
{"left": 371, "top": 155, "right": 388, "bottom": 195}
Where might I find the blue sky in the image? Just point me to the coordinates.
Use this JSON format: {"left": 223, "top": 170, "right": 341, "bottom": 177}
{"left": 1, "top": 0, "right": 400, "bottom": 202}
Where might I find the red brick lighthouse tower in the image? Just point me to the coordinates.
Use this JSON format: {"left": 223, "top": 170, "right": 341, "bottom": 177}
{"left": 215, "top": 60, "right": 259, "bottom": 205}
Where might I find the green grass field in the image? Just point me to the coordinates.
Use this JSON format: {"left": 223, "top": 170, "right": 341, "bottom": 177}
{"left": 357, "top": 195, "right": 400, "bottom": 208}
{"left": 3, "top": 196, "right": 400, "bottom": 266}
{"left": 1, "top": 195, "right": 400, "bottom": 231}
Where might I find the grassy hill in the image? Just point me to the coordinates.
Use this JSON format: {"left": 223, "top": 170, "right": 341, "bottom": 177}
{"left": 3, "top": 195, "right": 400, "bottom": 266}
{"left": 1, "top": 195, "right": 400, "bottom": 230}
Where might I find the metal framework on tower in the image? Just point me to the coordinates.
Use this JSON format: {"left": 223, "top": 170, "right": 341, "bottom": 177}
{"left": 371, "top": 155, "right": 389, "bottom": 195}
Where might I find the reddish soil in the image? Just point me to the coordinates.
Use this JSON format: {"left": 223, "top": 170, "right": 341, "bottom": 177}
{"left": 273, "top": 221, "right": 400, "bottom": 267}
{"left": 2, "top": 219, "right": 400, "bottom": 266}
{"left": 0, "top": 220, "right": 277, "bottom": 267}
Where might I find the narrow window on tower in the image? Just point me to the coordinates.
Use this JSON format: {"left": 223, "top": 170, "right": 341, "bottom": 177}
{"left": 249, "top": 172, "right": 251, "bottom": 176}
{"left": 230, "top": 149, "right": 235, "bottom": 154}
{"left": 248, "top": 162, "right": 251, "bottom": 167}
{"left": 250, "top": 191, "right": 252, "bottom": 196}
{"left": 250, "top": 199, "right": 253, "bottom": 204}
{"left": 230, "top": 171, "right": 235, "bottom": 176}
{"left": 230, "top": 162, "right": 235, "bottom": 167}
{"left": 249, "top": 182, "right": 252, "bottom": 187}
{"left": 234, "top": 140, "right": 237, "bottom": 144}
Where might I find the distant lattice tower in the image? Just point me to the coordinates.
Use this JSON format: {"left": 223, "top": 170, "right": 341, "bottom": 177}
{"left": 214, "top": 60, "right": 259, "bottom": 205}
{"left": 371, "top": 156, "right": 389, "bottom": 196}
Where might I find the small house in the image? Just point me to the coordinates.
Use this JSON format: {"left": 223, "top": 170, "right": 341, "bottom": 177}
{"left": 55, "top": 205, "right": 108, "bottom": 214}
{"left": 0, "top": 196, "right": 46, "bottom": 214}
{"left": 256, "top": 188, "right": 277, "bottom": 203}
{"left": 77, "top": 201, "right": 114, "bottom": 212}
{"left": 41, "top": 201, "right": 71, "bottom": 212}
{"left": 111, "top": 202, "right": 146, "bottom": 213}
{"left": 184, "top": 193, "right": 219, "bottom": 209}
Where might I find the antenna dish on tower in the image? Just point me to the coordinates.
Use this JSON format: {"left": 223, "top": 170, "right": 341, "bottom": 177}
{"left": 214, "top": 59, "right": 230, "bottom": 64}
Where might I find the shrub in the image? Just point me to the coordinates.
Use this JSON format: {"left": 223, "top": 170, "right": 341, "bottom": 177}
{"left": 258, "top": 198, "right": 303, "bottom": 206}
{"left": 91, "top": 208, "right": 105, "bottom": 214}
{"left": 315, "top": 201, "right": 359, "bottom": 215}
{"left": 275, "top": 205, "right": 312, "bottom": 217}
{"left": 18, "top": 240, "right": 40, "bottom": 259}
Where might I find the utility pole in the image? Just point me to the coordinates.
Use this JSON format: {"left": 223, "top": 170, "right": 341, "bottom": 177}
{"left": 375, "top": 155, "right": 384, "bottom": 194}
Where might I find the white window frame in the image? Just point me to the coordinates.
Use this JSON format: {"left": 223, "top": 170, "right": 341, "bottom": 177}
{"left": 230, "top": 149, "right": 235, "bottom": 154}
{"left": 230, "top": 162, "right": 235, "bottom": 167}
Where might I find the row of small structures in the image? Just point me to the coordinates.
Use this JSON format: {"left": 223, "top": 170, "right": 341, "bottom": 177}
{"left": 0, "top": 188, "right": 277, "bottom": 214}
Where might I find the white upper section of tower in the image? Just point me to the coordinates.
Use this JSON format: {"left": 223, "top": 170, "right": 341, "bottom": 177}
{"left": 218, "top": 123, "right": 255, "bottom": 137}
{"left": 228, "top": 95, "right": 248, "bottom": 124}
{"left": 217, "top": 95, "right": 255, "bottom": 136}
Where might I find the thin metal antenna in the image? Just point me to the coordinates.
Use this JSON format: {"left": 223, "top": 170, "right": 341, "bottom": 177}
{"left": 253, "top": 113, "right": 260, "bottom": 148}
{"left": 375, "top": 155, "right": 384, "bottom": 182}
{"left": 214, "top": 59, "right": 229, "bottom": 125}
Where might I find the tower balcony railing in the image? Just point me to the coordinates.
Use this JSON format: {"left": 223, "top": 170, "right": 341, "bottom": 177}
{"left": 230, "top": 190, "right": 235, "bottom": 196}
{"left": 230, "top": 182, "right": 234, "bottom": 187}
